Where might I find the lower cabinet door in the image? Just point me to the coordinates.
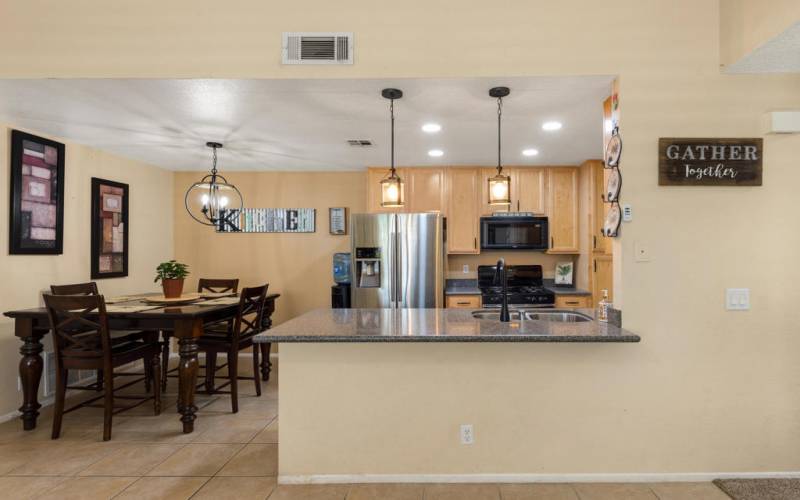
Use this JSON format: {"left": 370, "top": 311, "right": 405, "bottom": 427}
{"left": 554, "top": 295, "right": 592, "bottom": 309}
{"left": 446, "top": 295, "right": 481, "bottom": 309}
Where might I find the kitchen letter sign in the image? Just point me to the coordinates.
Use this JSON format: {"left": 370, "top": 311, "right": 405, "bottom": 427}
{"left": 658, "top": 138, "right": 762, "bottom": 186}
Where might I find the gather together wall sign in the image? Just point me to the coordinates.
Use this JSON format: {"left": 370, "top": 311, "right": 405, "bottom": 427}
{"left": 658, "top": 138, "right": 763, "bottom": 186}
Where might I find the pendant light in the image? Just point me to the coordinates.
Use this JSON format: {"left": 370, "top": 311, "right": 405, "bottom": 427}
{"left": 380, "top": 88, "right": 404, "bottom": 208}
{"left": 184, "top": 142, "right": 244, "bottom": 226}
{"left": 488, "top": 86, "right": 511, "bottom": 205}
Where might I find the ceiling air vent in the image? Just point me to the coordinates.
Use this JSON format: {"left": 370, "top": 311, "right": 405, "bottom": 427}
{"left": 347, "top": 140, "right": 373, "bottom": 147}
{"left": 282, "top": 32, "right": 354, "bottom": 65}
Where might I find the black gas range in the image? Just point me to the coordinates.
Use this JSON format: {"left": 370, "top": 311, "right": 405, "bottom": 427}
{"left": 477, "top": 264, "right": 555, "bottom": 308}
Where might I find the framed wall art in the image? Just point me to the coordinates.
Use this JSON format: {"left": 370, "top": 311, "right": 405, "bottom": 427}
{"left": 9, "top": 130, "right": 65, "bottom": 254}
{"left": 329, "top": 207, "right": 347, "bottom": 235}
{"left": 90, "top": 178, "right": 129, "bottom": 279}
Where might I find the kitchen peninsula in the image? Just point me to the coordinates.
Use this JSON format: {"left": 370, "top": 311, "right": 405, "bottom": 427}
{"left": 255, "top": 309, "right": 639, "bottom": 483}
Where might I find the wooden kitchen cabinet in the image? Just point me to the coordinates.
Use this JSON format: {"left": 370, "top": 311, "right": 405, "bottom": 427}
{"left": 446, "top": 295, "right": 481, "bottom": 309}
{"left": 546, "top": 167, "right": 579, "bottom": 253}
{"left": 407, "top": 167, "right": 445, "bottom": 213}
{"left": 591, "top": 254, "right": 613, "bottom": 306}
{"left": 514, "top": 167, "right": 547, "bottom": 214}
{"left": 366, "top": 167, "right": 407, "bottom": 213}
{"left": 585, "top": 160, "right": 612, "bottom": 255}
{"left": 479, "top": 167, "right": 547, "bottom": 215}
{"left": 445, "top": 168, "right": 480, "bottom": 254}
{"left": 555, "top": 295, "right": 592, "bottom": 309}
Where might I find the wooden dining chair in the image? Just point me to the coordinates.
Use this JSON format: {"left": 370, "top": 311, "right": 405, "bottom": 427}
{"left": 160, "top": 278, "right": 240, "bottom": 391}
{"left": 43, "top": 293, "right": 161, "bottom": 441}
{"left": 50, "top": 282, "right": 157, "bottom": 392}
{"left": 198, "top": 284, "right": 268, "bottom": 413}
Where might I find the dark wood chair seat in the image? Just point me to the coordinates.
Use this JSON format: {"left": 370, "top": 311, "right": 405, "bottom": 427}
{"left": 50, "top": 282, "right": 156, "bottom": 391}
{"left": 161, "top": 278, "right": 240, "bottom": 391}
{"left": 43, "top": 293, "right": 161, "bottom": 441}
{"left": 198, "top": 284, "right": 269, "bottom": 413}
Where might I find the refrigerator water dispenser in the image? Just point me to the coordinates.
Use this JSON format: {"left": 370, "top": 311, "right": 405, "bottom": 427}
{"left": 355, "top": 247, "right": 381, "bottom": 288}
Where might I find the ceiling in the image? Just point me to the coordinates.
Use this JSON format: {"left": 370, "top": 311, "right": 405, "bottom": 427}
{"left": 726, "top": 21, "right": 800, "bottom": 74}
{"left": 0, "top": 76, "right": 612, "bottom": 171}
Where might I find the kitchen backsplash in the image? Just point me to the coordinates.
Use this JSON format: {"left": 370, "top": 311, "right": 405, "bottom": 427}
{"left": 447, "top": 251, "right": 574, "bottom": 280}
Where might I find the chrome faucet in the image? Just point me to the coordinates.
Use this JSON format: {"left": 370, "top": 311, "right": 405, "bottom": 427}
{"left": 493, "top": 258, "right": 511, "bottom": 322}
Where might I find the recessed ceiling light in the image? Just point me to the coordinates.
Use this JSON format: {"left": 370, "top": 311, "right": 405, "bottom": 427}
{"left": 522, "top": 148, "right": 539, "bottom": 157}
{"left": 542, "top": 121, "right": 563, "bottom": 131}
{"left": 428, "top": 149, "right": 444, "bottom": 157}
{"left": 422, "top": 123, "right": 442, "bottom": 133}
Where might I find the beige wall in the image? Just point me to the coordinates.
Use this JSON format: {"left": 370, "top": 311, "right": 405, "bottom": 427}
{"left": 720, "top": 0, "right": 800, "bottom": 67}
{"left": 1, "top": 0, "right": 799, "bottom": 477}
{"left": 173, "top": 171, "right": 365, "bottom": 324}
{"left": 0, "top": 124, "right": 174, "bottom": 417}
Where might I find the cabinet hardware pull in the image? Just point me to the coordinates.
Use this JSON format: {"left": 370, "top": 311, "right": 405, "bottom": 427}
{"left": 474, "top": 237, "right": 477, "bottom": 249}
{"left": 517, "top": 200, "right": 520, "bottom": 211}
{"left": 457, "top": 302, "right": 470, "bottom": 305}
{"left": 593, "top": 236, "right": 597, "bottom": 249}
{"left": 566, "top": 301, "right": 579, "bottom": 305}
{"left": 594, "top": 260, "right": 597, "bottom": 272}
{"left": 551, "top": 236, "right": 554, "bottom": 248}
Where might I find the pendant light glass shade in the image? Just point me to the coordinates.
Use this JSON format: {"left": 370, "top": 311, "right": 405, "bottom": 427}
{"left": 185, "top": 142, "right": 243, "bottom": 226}
{"left": 380, "top": 88, "right": 404, "bottom": 208}
{"left": 488, "top": 170, "right": 511, "bottom": 205}
{"left": 380, "top": 171, "right": 403, "bottom": 207}
{"left": 488, "top": 86, "right": 511, "bottom": 206}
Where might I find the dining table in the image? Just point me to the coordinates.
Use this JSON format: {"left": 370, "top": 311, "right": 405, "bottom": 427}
{"left": 3, "top": 292, "right": 280, "bottom": 434}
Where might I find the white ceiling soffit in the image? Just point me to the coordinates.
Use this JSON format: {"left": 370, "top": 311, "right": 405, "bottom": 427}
{"left": 0, "top": 76, "right": 612, "bottom": 172}
{"left": 725, "top": 21, "right": 800, "bottom": 74}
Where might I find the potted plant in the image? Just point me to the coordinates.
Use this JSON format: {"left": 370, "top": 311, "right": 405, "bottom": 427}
{"left": 154, "top": 260, "right": 190, "bottom": 298}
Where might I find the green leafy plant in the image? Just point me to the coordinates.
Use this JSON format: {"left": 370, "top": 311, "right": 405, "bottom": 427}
{"left": 556, "top": 263, "right": 571, "bottom": 278}
{"left": 154, "top": 260, "right": 189, "bottom": 283}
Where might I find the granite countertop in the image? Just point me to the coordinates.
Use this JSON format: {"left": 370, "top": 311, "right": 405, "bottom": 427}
{"left": 444, "top": 279, "right": 481, "bottom": 296}
{"left": 542, "top": 279, "right": 591, "bottom": 296}
{"left": 254, "top": 308, "right": 640, "bottom": 343}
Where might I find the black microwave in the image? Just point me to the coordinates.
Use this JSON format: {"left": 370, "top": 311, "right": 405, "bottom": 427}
{"left": 480, "top": 216, "right": 549, "bottom": 250}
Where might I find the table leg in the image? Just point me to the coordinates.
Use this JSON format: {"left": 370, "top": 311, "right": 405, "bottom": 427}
{"left": 259, "top": 343, "right": 272, "bottom": 382}
{"left": 18, "top": 329, "right": 45, "bottom": 431}
{"left": 177, "top": 337, "right": 199, "bottom": 433}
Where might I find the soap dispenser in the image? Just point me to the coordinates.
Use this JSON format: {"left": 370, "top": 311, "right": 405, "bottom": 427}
{"left": 597, "top": 289, "right": 611, "bottom": 322}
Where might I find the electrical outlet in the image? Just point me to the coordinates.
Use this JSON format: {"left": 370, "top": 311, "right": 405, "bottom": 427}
{"left": 460, "top": 424, "right": 474, "bottom": 445}
{"left": 726, "top": 288, "right": 750, "bottom": 311}
{"left": 634, "top": 241, "right": 651, "bottom": 262}
{"left": 462, "top": 264, "right": 469, "bottom": 274}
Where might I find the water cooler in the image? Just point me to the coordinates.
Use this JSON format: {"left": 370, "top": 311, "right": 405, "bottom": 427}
{"left": 331, "top": 252, "right": 351, "bottom": 308}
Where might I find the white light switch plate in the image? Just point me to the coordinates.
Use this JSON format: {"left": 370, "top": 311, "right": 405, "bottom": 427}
{"left": 462, "top": 265, "right": 469, "bottom": 274}
{"left": 726, "top": 288, "right": 750, "bottom": 310}
{"left": 622, "top": 204, "right": 633, "bottom": 222}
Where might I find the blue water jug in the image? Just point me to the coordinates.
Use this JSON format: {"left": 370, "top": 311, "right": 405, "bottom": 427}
{"left": 333, "top": 253, "right": 351, "bottom": 284}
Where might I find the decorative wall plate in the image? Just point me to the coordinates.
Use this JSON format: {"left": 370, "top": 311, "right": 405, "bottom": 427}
{"left": 603, "top": 203, "right": 621, "bottom": 237}
{"left": 606, "top": 168, "right": 622, "bottom": 202}
{"left": 605, "top": 129, "right": 622, "bottom": 168}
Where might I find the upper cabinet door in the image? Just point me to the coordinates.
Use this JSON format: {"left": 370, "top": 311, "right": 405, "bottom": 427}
{"left": 446, "top": 168, "right": 480, "bottom": 254}
{"left": 514, "top": 168, "right": 547, "bottom": 214}
{"left": 407, "top": 168, "right": 445, "bottom": 214}
{"left": 367, "top": 167, "right": 406, "bottom": 213}
{"left": 547, "top": 167, "right": 579, "bottom": 254}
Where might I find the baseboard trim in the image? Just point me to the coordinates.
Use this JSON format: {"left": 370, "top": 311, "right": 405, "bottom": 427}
{"left": 0, "top": 410, "right": 21, "bottom": 424}
{"left": 278, "top": 471, "right": 800, "bottom": 485}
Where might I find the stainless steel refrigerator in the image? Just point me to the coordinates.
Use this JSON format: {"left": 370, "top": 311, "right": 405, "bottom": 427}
{"left": 350, "top": 212, "right": 445, "bottom": 308}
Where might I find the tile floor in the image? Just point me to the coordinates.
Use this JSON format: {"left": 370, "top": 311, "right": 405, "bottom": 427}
{"left": 0, "top": 358, "right": 731, "bottom": 499}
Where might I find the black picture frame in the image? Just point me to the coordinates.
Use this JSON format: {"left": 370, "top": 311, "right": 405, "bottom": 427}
{"left": 90, "top": 177, "right": 129, "bottom": 279}
{"left": 9, "top": 130, "right": 65, "bottom": 254}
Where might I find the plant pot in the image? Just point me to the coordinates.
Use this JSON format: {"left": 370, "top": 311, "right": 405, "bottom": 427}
{"left": 162, "top": 278, "right": 185, "bottom": 299}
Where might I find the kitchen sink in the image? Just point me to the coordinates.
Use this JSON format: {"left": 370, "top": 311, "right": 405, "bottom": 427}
{"left": 471, "top": 310, "right": 523, "bottom": 321}
{"left": 471, "top": 309, "right": 592, "bottom": 322}
{"left": 522, "top": 310, "right": 592, "bottom": 322}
